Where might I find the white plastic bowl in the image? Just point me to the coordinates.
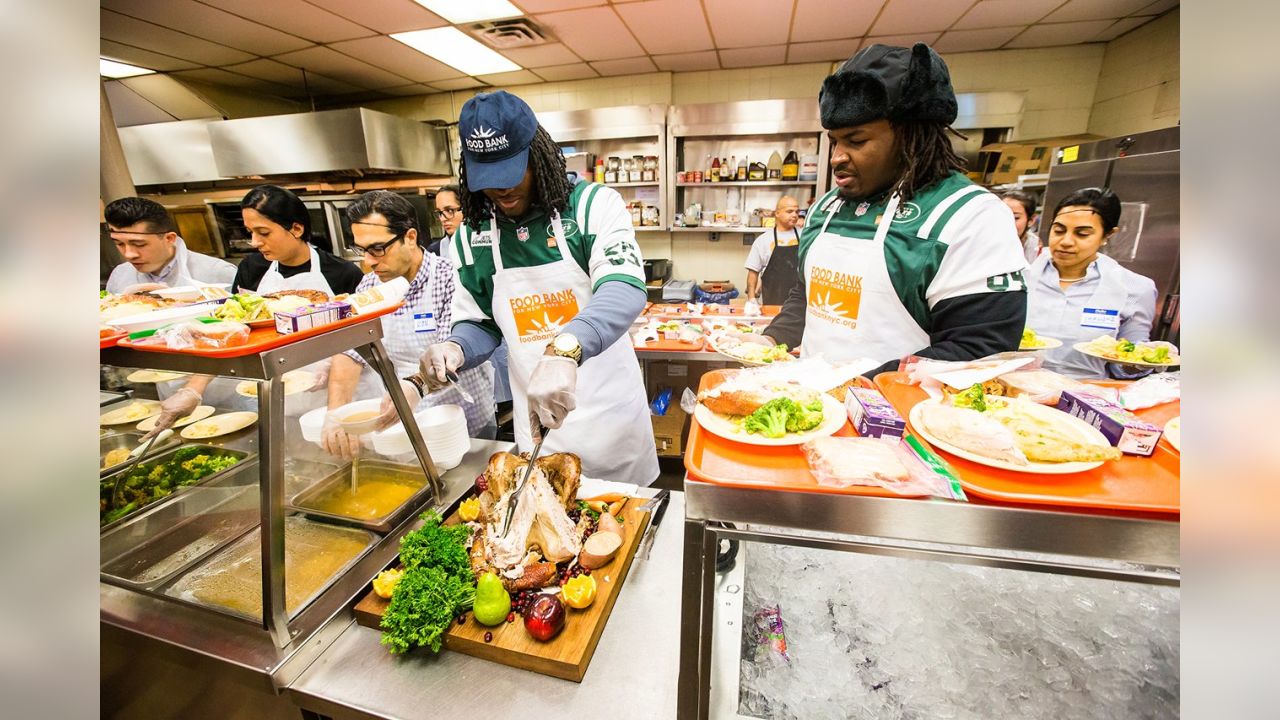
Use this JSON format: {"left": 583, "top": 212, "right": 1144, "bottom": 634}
{"left": 299, "top": 405, "right": 326, "bottom": 443}
{"left": 106, "top": 303, "right": 216, "bottom": 333}
{"left": 419, "top": 404, "right": 466, "bottom": 434}
{"left": 332, "top": 399, "right": 385, "bottom": 435}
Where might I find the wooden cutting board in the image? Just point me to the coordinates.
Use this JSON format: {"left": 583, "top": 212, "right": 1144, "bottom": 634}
{"left": 354, "top": 500, "right": 651, "bottom": 682}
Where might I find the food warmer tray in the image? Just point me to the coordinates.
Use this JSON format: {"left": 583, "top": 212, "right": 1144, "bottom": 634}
{"left": 99, "top": 430, "right": 181, "bottom": 476}
{"left": 288, "top": 459, "right": 431, "bottom": 533}
{"left": 99, "top": 444, "right": 256, "bottom": 533}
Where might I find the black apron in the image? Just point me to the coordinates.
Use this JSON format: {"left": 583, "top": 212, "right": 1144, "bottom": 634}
{"left": 760, "top": 228, "right": 800, "bottom": 306}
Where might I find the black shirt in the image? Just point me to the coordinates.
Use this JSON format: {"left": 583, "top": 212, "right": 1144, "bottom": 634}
{"left": 231, "top": 246, "right": 364, "bottom": 295}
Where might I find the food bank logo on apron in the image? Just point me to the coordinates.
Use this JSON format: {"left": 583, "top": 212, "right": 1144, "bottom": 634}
{"left": 509, "top": 289, "right": 580, "bottom": 344}
{"left": 807, "top": 266, "right": 863, "bottom": 330}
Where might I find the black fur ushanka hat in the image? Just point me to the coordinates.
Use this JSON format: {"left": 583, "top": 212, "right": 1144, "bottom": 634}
{"left": 819, "top": 43, "right": 958, "bottom": 129}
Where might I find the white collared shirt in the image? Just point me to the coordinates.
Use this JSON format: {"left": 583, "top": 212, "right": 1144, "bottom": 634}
{"left": 105, "top": 237, "right": 237, "bottom": 293}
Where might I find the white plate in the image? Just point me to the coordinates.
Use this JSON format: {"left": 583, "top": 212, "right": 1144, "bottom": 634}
{"left": 125, "top": 369, "right": 187, "bottom": 384}
{"left": 100, "top": 400, "right": 161, "bottom": 426}
{"left": 1072, "top": 341, "right": 1180, "bottom": 368}
{"left": 694, "top": 392, "right": 845, "bottom": 446}
{"left": 106, "top": 303, "right": 216, "bottom": 333}
{"left": 136, "top": 405, "right": 215, "bottom": 432}
{"left": 706, "top": 334, "right": 796, "bottom": 367}
{"left": 908, "top": 398, "right": 1108, "bottom": 474}
{"left": 181, "top": 411, "right": 258, "bottom": 439}
{"left": 149, "top": 286, "right": 204, "bottom": 302}
{"left": 1164, "top": 416, "right": 1180, "bottom": 452}
{"left": 1019, "top": 336, "right": 1063, "bottom": 350}
{"left": 235, "top": 370, "right": 316, "bottom": 398}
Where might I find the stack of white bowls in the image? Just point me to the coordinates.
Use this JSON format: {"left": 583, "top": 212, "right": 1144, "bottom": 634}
{"left": 372, "top": 403, "right": 470, "bottom": 471}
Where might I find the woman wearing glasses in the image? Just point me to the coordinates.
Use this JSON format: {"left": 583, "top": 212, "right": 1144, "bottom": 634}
{"left": 319, "top": 191, "right": 497, "bottom": 459}
{"left": 429, "top": 184, "right": 463, "bottom": 257}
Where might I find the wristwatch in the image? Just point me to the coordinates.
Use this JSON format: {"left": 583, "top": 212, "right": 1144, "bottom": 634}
{"left": 403, "top": 373, "right": 427, "bottom": 398}
{"left": 549, "top": 333, "right": 583, "bottom": 365}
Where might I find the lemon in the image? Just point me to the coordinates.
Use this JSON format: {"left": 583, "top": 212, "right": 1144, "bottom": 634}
{"left": 458, "top": 497, "right": 480, "bottom": 522}
{"left": 562, "top": 574, "right": 597, "bottom": 610}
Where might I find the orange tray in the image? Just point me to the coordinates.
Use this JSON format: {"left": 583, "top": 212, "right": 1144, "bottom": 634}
{"left": 115, "top": 303, "right": 402, "bottom": 359}
{"left": 100, "top": 331, "right": 128, "bottom": 349}
{"left": 874, "top": 372, "right": 1180, "bottom": 515}
{"left": 635, "top": 335, "right": 707, "bottom": 352}
{"left": 683, "top": 370, "right": 921, "bottom": 498}
{"left": 644, "top": 303, "right": 781, "bottom": 317}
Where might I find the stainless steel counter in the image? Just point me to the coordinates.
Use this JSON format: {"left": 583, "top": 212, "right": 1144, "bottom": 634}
{"left": 287, "top": 490, "right": 683, "bottom": 720}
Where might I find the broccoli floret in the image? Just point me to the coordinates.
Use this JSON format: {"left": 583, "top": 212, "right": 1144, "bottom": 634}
{"left": 743, "top": 398, "right": 796, "bottom": 438}
{"left": 1117, "top": 339, "right": 1136, "bottom": 353}
{"left": 952, "top": 383, "right": 988, "bottom": 412}
{"left": 1141, "top": 346, "right": 1169, "bottom": 363}
{"left": 785, "top": 407, "right": 824, "bottom": 433}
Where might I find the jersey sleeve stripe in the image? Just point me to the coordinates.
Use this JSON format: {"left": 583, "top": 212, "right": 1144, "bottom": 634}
{"left": 457, "top": 224, "right": 475, "bottom": 265}
{"left": 917, "top": 184, "right": 984, "bottom": 239}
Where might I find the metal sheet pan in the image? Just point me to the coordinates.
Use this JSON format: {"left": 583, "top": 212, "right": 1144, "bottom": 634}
{"left": 99, "top": 430, "right": 180, "bottom": 476}
{"left": 100, "top": 444, "right": 255, "bottom": 533}
{"left": 288, "top": 459, "right": 430, "bottom": 533}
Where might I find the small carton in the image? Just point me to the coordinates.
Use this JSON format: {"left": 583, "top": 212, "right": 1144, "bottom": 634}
{"left": 846, "top": 387, "right": 906, "bottom": 439}
{"left": 1055, "top": 390, "right": 1162, "bottom": 456}
{"left": 274, "top": 301, "right": 352, "bottom": 335}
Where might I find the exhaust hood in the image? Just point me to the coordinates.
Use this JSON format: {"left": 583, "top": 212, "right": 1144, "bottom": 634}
{"left": 208, "top": 107, "right": 451, "bottom": 178}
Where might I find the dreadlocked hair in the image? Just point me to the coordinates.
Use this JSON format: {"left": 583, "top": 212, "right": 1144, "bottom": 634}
{"left": 458, "top": 125, "right": 571, "bottom": 230}
{"left": 891, "top": 122, "right": 968, "bottom": 203}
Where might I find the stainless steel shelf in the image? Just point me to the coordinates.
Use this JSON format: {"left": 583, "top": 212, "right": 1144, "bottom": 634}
{"left": 606, "top": 181, "right": 661, "bottom": 187}
{"left": 634, "top": 226, "right": 668, "bottom": 232}
{"left": 675, "top": 180, "right": 815, "bottom": 187}
{"left": 669, "top": 226, "right": 759, "bottom": 233}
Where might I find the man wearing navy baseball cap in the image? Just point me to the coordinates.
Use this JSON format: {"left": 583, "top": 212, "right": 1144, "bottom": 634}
{"left": 422, "top": 91, "right": 658, "bottom": 486}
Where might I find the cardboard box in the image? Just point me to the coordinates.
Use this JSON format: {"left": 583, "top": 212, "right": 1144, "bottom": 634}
{"left": 651, "top": 402, "right": 688, "bottom": 458}
{"left": 1055, "top": 390, "right": 1162, "bottom": 456}
{"left": 978, "top": 134, "right": 1103, "bottom": 185}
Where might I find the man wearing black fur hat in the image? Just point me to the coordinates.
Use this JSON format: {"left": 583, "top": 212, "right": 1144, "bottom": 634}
{"left": 741, "top": 43, "right": 1028, "bottom": 375}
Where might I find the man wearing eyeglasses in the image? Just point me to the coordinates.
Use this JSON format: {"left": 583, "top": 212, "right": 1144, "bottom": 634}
{"left": 103, "top": 196, "right": 236, "bottom": 294}
{"left": 319, "top": 190, "right": 497, "bottom": 459}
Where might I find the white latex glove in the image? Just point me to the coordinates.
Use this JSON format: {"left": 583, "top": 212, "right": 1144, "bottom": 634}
{"left": 374, "top": 379, "right": 422, "bottom": 431}
{"left": 121, "top": 282, "right": 168, "bottom": 295}
{"left": 420, "top": 341, "right": 464, "bottom": 392}
{"left": 743, "top": 299, "right": 762, "bottom": 316}
{"left": 320, "top": 412, "right": 362, "bottom": 460}
{"left": 142, "top": 387, "right": 202, "bottom": 439}
{"left": 305, "top": 360, "right": 331, "bottom": 392}
{"left": 527, "top": 355, "right": 577, "bottom": 430}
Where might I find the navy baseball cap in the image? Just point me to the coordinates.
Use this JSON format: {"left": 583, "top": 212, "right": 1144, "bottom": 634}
{"left": 459, "top": 91, "right": 538, "bottom": 192}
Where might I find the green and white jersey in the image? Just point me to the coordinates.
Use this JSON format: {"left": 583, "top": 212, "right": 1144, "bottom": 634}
{"left": 449, "top": 182, "right": 647, "bottom": 338}
{"left": 799, "top": 171, "right": 1027, "bottom": 332}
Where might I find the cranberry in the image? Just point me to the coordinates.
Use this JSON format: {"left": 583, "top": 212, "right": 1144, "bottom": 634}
{"left": 457, "top": 615, "right": 466, "bottom": 625}
{"left": 507, "top": 612, "right": 515, "bottom": 623}
{"left": 484, "top": 631, "right": 493, "bottom": 643}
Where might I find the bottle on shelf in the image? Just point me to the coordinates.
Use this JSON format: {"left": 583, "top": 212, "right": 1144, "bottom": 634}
{"left": 781, "top": 149, "right": 799, "bottom": 180}
{"left": 710, "top": 156, "right": 721, "bottom": 183}
{"left": 594, "top": 159, "right": 605, "bottom": 184}
{"left": 736, "top": 156, "right": 747, "bottom": 181}
{"left": 767, "top": 150, "right": 783, "bottom": 180}
{"left": 704, "top": 154, "right": 713, "bottom": 182}
{"left": 798, "top": 153, "right": 819, "bottom": 181}
{"left": 748, "top": 161, "right": 767, "bottom": 181}
{"left": 728, "top": 155, "right": 737, "bottom": 182}
{"left": 721, "top": 157, "right": 730, "bottom": 182}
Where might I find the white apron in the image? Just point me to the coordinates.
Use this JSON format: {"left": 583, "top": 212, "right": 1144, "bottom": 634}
{"left": 801, "top": 194, "right": 930, "bottom": 364}
{"left": 488, "top": 212, "right": 658, "bottom": 486}
{"left": 1025, "top": 254, "right": 1130, "bottom": 379}
{"left": 253, "top": 245, "right": 337, "bottom": 416}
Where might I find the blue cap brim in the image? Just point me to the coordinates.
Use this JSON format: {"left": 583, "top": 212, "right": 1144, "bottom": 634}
{"left": 464, "top": 146, "right": 530, "bottom": 192}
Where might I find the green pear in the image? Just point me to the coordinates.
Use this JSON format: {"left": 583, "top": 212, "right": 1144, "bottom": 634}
{"left": 472, "top": 572, "right": 511, "bottom": 627}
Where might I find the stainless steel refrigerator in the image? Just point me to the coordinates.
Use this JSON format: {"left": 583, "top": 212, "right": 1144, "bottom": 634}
{"left": 1041, "top": 126, "right": 1180, "bottom": 343}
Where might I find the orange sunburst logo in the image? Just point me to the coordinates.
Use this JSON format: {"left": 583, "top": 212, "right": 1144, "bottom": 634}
{"left": 807, "top": 266, "right": 863, "bottom": 330}
{"left": 509, "top": 288, "right": 581, "bottom": 344}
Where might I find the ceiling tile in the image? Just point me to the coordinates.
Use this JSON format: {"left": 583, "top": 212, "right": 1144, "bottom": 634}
{"left": 101, "top": 9, "right": 254, "bottom": 66}
{"left": 1095, "top": 15, "right": 1157, "bottom": 41}
{"left": 100, "top": 39, "right": 200, "bottom": 72}
{"left": 198, "top": 0, "right": 374, "bottom": 43}
{"left": 1005, "top": 20, "right": 1114, "bottom": 48}
{"left": 787, "top": 39, "right": 861, "bottom": 64}
{"left": 791, "top": 0, "right": 883, "bottom": 43}
{"left": 536, "top": 7, "right": 644, "bottom": 61}
{"left": 932, "top": 26, "right": 1024, "bottom": 53}
{"left": 101, "top": 0, "right": 312, "bottom": 55}
{"left": 515, "top": 0, "right": 606, "bottom": 10}
{"left": 871, "top": 0, "right": 973, "bottom": 35}
{"left": 1044, "top": 0, "right": 1159, "bottom": 23}
{"left": 170, "top": 67, "right": 299, "bottom": 96}
{"left": 615, "top": 0, "right": 714, "bottom": 55}
{"left": 328, "top": 36, "right": 466, "bottom": 83}
{"left": 952, "top": 0, "right": 1062, "bottom": 30}
{"left": 272, "top": 46, "right": 414, "bottom": 89}
{"left": 431, "top": 77, "right": 490, "bottom": 90}
{"left": 704, "top": 0, "right": 794, "bottom": 50}
{"left": 104, "top": 81, "right": 180, "bottom": 126}
{"left": 530, "top": 62, "right": 600, "bottom": 81}
{"left": 719, "top": 45, "right": 788, "bottom": 69}
{"left": 497, "top": 43, "right": 582, "bottom": 68}
{"left": 652, "top": 50, "right": 721, "bottom": 72}
{"left": 1137, "top": 0, "right": 1180, "bottom": 15}
{"left": 304, "top": 0, "right": 448, "bottom": 34}
{"left": 476, "top": 69, "right": 544, "bottom": 86}
{"left": 859, "top": 32, "right": 942, "bottom": 51}
{"left": 376, "top": 84, "right": 438, "bottom": 96}
{"left": 225, "top": 58, "right": 363, "bottom": 95}
{"left": 589, "top": 56, "right": 659, "bottom": 76}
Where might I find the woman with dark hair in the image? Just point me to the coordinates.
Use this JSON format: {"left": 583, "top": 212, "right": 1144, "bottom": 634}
{"left": 231, "top": 184, "right": 362, "bottom": 296}
{"left": 733, "top": 43, "right": 1029, "bottom": 376}
{"left": 428, "top": 184, "right": 462, "bottom": 257}
{"left": 1000, "top": 189, "right": 1041, "bottom": 263}
{"left": 1026, "top": 187, "right": 1160, "bottom": 379}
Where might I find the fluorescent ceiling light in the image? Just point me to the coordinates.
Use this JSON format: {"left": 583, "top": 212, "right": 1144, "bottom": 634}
{"left": 391, "top": 27, "right": 520, "bottom": 76}
{"left": 413, "top": 0, "right": 522, "bottom": 24}
{"left": 100, "top": 58, "right": 155, "bottom": 79}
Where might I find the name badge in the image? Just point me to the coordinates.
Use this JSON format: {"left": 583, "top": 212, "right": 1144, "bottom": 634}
{"left": 413, "top": 312, "right": 438, "bottom": 333}
{"left": 1081, "top": 307, "right": 1120, "bottom": 331}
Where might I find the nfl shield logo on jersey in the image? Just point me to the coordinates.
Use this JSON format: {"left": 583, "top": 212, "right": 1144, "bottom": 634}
{"left": 516, "top": 226, "right": 530, "bottom": 242}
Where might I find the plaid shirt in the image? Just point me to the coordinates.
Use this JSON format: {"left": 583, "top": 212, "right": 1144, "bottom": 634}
{"left": 346, "top": 252, "right": 495, "bottom": 436}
